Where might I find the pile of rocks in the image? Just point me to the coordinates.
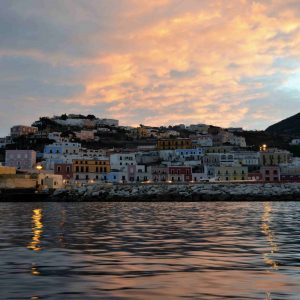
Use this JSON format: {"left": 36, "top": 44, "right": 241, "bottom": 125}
{"left": 50, "top": 182, "right": 300, "bottom": 201}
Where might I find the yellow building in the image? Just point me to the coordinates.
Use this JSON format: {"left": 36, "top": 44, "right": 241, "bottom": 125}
{"left": 259, "top": 149, "right": 292, "bottom": 166}
{"left": 73, "top": 159, "right": 111, "bottom": 182}
{"left": 0, "top": 166, "right": 16, "bottom": 175}
{"left": 214, "top": 166, "right": 248, "bottom": 181}
{"left": 73, "top": 159, "right": 110, "bottom": 173}
{"left": 157, "top": 138, "right": 192, "bottom": 150}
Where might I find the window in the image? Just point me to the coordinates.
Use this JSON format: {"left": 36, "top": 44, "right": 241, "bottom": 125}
{"left": 76, "top": 166, "right": 79, "bottom": 172}
{"left": 66, "top": 166, "right": 70, "bottom": 173}
{"left": 57, "top": 166, "right": 61, "bottom": 173}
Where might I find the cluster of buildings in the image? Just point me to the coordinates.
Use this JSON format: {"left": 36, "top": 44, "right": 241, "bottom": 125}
{"left": 1, "top": 117, "right": 300, "bottom": 190}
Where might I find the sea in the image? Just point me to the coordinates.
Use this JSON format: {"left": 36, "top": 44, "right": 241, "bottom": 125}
{"left": 0, "top": 201, "right": 300, "bottom": 299}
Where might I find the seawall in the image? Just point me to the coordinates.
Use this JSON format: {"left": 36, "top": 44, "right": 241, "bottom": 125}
{"left": 49, "top": 182, "right": 300, "bottom": 201}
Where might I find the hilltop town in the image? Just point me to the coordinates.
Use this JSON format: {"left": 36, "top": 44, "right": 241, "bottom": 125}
{"left": 0, "top": 113, "right": 300, "bottom": 191}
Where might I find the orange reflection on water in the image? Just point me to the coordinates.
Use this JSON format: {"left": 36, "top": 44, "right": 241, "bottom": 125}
{"left": 27, "top": 208, "right": 43, "bottom": 251}
{"left": 261, "top": 202, "right": 278, "bottom": 270}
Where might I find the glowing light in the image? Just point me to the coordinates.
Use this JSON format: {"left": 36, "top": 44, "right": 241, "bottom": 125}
{"left": 36, "top": 165, "right": 43, "bottom": 172}
{"left": 260, "top": 144, "right": 267, "bottom": 151}
{"left": 27, "top": 208, "right": 43, "bottom": 252}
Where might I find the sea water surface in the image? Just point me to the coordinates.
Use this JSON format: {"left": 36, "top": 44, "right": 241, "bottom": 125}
{"left": 0, "top": 202, "right": 300, "bottom": 299}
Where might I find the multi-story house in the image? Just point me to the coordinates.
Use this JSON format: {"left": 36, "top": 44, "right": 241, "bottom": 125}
{"left": 157, "top": 138, "right": 192, "bottom": 150}
{"left": 260, "top": 166, "right": 280, "bottom": 182}
{"left": 259, "top": 149, "right": 292, "bottom": 166}
{"left": 54, "top": 163, "right": 73, "bottom": 182}
{"left": 203, "top": 153, "right": 221, "bottom": 166}
{"left": 110, "top": 153, "right": 137, "bottom": 170}
{"left": 192, "top": 135, "right": 213, "bottom": 147}
{"left": 10, "top": 125, "right": 38, "bottom": 138}
{"left": 123, "top": 165, "right": 151, "bottom": 182}
{"left": 5, "top": 150, "right": 36, "bottom": 170}
{"left": 152, "top": 166, "right": 168, "bottom": 182}
{"left": 72, "top": 159, "right": 110, "bottom": 182}
{"left": 214, "top": 165, "right": 248, "bottom": 181}
{"left": 44, "top": 142, "right": 81, "bottom": 157}
{"left": 233, "top": 152, "right": 260, "bottom": 166}
{"left": 175, "top": 148, "right": 204, "bottom": 161}
{"left": 229, "top": 136, "right": 246, "bottom": 147}
{"left": 204, "top": 146, "right": 234, "bottom": 154}
{"left": 168, "top": 166, "right": 192, "bottom": 182}
{"left": 43, "top": 142, "right": 82, "bottom": 170}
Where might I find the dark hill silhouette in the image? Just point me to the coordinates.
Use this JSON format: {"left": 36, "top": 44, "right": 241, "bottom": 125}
{"left": 266, "top": 113, "right": 300, "bottom": 136}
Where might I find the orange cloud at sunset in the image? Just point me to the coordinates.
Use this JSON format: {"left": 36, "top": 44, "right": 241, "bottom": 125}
{"left": 0, "top": 0, "right": 300, "bottom": 133}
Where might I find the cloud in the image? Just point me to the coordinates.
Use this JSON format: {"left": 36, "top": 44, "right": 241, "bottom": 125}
{"left": 1, "top": 0, "right": 300, "bottom": 135}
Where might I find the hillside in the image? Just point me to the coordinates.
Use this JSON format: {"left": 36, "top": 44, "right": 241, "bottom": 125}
{"left": 266, "top": 113, "right": 300, "bottom": 136}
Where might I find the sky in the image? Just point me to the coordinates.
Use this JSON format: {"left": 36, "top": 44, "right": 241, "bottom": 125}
{"left": 0, "top": 0, "right": 300, "bottom": 136}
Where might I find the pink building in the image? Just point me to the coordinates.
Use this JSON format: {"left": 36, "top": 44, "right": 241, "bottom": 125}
{"left": 10, "top": 125, "right": 38, "bottom": 138}
{"left": 54, "top": 163, "right": 73, "bottom": 180}
{"left": 260, "top": 166, "right": 280, "bottom": 182}
{"left": 75, "top": 130, "right": 95, "bottom": 141}
{"left": 5, "top": 150, "right": 36, "bottom": 170}
{"left": 168, "top": 166, "right": 192, "bottom": 182}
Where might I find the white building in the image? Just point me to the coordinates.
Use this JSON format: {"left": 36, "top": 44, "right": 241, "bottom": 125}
{"left": 37, "top": 173, "right": 64, "bottom": 190}
{"left": 192, "top": 135, "right": 213, "bottom": 147}
{"left": 110, "top": 153, "right": 137, "bottom": 170}
{"left": 290, "top": 139, "right": 300, "bottom": 145}
{"left": 229, "top": 135, "right": 247, "bottom": 147}
{"left": 96, "top": 118, "right": 119, "bottom": 127}
{"left": 233, "top": 151, "right": 259, "bottom": 166}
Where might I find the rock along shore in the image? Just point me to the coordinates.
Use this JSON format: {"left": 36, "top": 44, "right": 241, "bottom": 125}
{"left": 48, "top": 182, "right": 300, "bottom": 201}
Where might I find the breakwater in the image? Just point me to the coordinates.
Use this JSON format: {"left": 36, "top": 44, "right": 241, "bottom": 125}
{"left": 49, "top": 182, "right": 300, "bottom": 201}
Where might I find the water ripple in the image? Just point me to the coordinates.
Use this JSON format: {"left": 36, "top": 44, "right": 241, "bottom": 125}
{"left": 0, "top": 201, "right": 300, "bottom": 299}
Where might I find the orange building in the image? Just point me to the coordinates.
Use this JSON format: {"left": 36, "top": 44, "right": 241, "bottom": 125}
{"left": 156, "top": 138, "right": 192, "bottom": 150}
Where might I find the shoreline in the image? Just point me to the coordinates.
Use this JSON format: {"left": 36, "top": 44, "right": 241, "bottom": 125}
{"left": 1, "top": 182, "right": 300, "bottom": 201}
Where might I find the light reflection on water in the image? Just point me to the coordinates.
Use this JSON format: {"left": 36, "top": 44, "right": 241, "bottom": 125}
{"left": 0, "top": 201, "right": 300, "bottom": 299}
